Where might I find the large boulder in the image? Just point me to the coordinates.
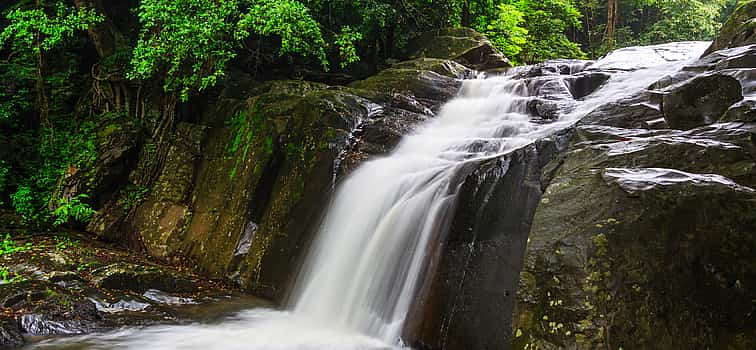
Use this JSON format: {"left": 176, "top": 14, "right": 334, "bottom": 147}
{"left": 510, "top": 70, "right": 756, "bottom": 349}
{"left": 408, "top": 27, "right": 511, "bottom": 71}
{"left": 662, "top": 74, "right": 743, "bottom": 130}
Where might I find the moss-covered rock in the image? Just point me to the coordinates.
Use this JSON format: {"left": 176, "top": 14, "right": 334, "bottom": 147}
{"left": 91, "top": 262, "right": 196, "bottom": 293}
{"left": 704, "top": 0, "right": 756, "bottom": 56}
{"left": 0, "top": 280, "right": 102, "bottom": 337}
{"left": 408, "top": 27, "right": 512, "bottom": 71}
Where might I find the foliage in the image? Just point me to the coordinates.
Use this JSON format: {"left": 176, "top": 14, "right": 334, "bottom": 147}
{"left": 0, "top": 233, "right": 31, "bottom": 257}
{"left": 237, "top": 0, "right": 329, "bottom": 68}
{"left": 52, "top": 194, "right": 95, "bottom": 227}
{"left": 117, "top": 184, "right": 150, "bottom": 212}
{"left": 469, "top": 0, "right": 585, "bottom": 63}
{"left": 478, "top": 4, "right": 528, "bottom": 62}
{"left": 0, "top": 162, "right": 7, "bottom": 206}
{"left": 640, "top": 0, "right": 725, "bottom": 44}
{"left": 128, "top": 0, "right": 240, "bottom": 101}
{"left": 0, "top": 2, "right": 102, "bottom": 53}
{"left": 54, "top": 234, "right": 79, "bottom": 251}
{"left": 129, "top": 0, "right": 331, "bottom": 101}
{"left": 577, "top": 0, "right": 737, "bottom": 57}
{"left": 513, "top": 0, "right": 586, "bottom": 63}
{"left": 334, "top": 26, "right": 363, "bottom": 68}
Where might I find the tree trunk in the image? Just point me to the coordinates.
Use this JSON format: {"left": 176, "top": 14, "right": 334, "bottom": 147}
{"left": 607, "top": 0, "right": 617, "bottom": 49}
{"left": 461, "top": 0, "right": 471, "bottom": 27}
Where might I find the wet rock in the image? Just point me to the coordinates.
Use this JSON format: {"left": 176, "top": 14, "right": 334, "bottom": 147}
{"left": 410, "top": 132, "right": 572, "bottom": 350}
{"left": 408, "top": 27, "right": 511, "bottom": 71}
{"left": 662, "top": 74, "right": 743, "bottom": 130}
{"left": 580, "top": 93, "right": 666, "bottom": 129}
{"left": 0, "top": 317, "right": 23, "bottom": 348}
{"left": 513, "top": 164, "right": 756, "bottom": 349}
{"left": 703, "top": 1, "right": 756, "bottom": 56}
{"left": 565, "top": 72, "right": 611, "bottom": 99}
{"left": 513, "top": 59, "right": 592, "bottom": 79}
{"left": 0, "top": 280, "right": 101, "bottom": 336}
{"left": 722, "top": 98, "right": 756, "bottom": 122}
{"left": 91, "top": 262, "right": 196, "bottom": 293}
{"left": 511, "top": 87, "right": 756, "bottom": 349}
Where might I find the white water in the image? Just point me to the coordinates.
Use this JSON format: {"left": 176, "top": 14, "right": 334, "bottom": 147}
{"left": 27, "top": 42, "right": 708, "bottom": 350}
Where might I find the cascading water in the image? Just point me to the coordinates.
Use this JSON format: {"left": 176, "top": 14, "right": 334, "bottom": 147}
{"left": 26, "top": 42, "right": 708, "bottom": 350}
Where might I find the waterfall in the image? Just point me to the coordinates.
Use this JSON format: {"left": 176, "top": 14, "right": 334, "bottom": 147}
{"left": 25, "top": 42, "right": 709, "bottom": 350}
{"left": 288, "top": 41, "right": 711, "bottom": 345}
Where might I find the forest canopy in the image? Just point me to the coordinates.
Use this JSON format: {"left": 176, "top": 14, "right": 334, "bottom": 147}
{"left": 0, "top": 0, "right": 740, "bottom": 230}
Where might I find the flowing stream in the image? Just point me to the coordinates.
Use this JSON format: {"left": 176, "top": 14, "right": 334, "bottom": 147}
{"left": 26, "top": 42, "right": 708, "bottom": 350}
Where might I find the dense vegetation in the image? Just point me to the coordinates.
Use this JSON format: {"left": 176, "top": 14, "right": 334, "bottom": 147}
{"left": 0, "top": 0, "right": 740, "bottom": 233}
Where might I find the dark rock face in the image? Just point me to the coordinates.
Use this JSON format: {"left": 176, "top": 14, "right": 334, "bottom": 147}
{"left": 510, "top": 48, "right": 756, "bottom": 348}
{"left": 662, "top": 74, "right": 743, "bottom": 130}
{"left": 409, "top": 132, "right": 572, "bottom": 350}
{"left": 408, "top": 28, "right": 512, "bottom": 71}
{"left": 565, "top": 72, "right": 611, "bottom": 99}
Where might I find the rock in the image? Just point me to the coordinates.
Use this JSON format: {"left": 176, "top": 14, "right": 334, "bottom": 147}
{"left": 513, "top": 59, "right": 592, "bottom": 79}
{"left": 513, "top": 164, "right": 756, "bottom": 349}
{"left": 662, "top": 74, "right": 743, "bottom": 130}
{"left": 349, "top": 60, "right": 467, "bottom": 108}
{"left": 409, "top": 132, "right": 572, "bottom": 350}
{"left": 0, "top": 317, "right": 23, "bottom": 348}
{"left": 408, "top": 27, "right": 511, "bottom": 71}
{"left": 580, "top": 94, "right": 666, "bottom": 129}
{"left": 565, "top": 72, "right": 611, "bottom": 99}
{"left": 510, "top": 83, "right": 756, "bottom": 349}
{"left": 91, "top": 262, "right": 196, "bottom": 293}
{"left": 60, "top": 116, "right": 143, "bottom": 212}
{"left": 0, "top": 280, "right": 101, "bottom": 336}
{"left": 722, "top": 98, "right": 756, "bottom": 122}
{"left": 703, "top": 1, "right": 756, "bottom": 56}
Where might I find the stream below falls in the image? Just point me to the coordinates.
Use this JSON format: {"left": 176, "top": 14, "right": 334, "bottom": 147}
{"left": 24, "top": 41, "right": 709, "bottom": 350}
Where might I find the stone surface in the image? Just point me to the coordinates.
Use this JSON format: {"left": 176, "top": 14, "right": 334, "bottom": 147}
{"left": 704, "top": 1, "right": 756, "bottom": 56}
{"left": 408, "top": 27, "right": 512, "bottom": 71}
{"left": 409, "top": 132, "right": 572, "bottom": 350}
{"left": 91, "top": 262, "right": 196, "bottom": 293}
{"left": 662, "top": 74, "right": 743, "bottom": 130}
{"left": 0, "top": 317, "right": 24, "bottom": 348}
{"left": 0, "top": 280, "right": 102, "bottom": 337}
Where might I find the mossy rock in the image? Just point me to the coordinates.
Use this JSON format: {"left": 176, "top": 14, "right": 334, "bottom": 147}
{"left": 91, "top": 262, "right": 196, "bottom": 293}
{"left": 512, "top": 93, "right": 756, "bottom": 349}
{"left": 704, "top": 1, "right": 756, "bottom": 56}
{"left": 407, "top": 27, "right": 511, "bottom": 71}
{"left": 0, "top": 280, "right": 101, "bottom": 337}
